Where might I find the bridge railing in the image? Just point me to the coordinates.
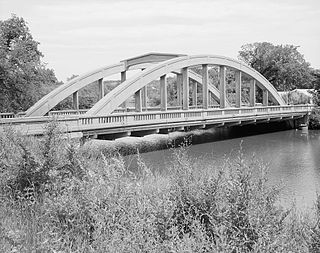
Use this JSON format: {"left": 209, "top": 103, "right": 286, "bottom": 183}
{"left": 75, "top": 105, "right": 312, "bottom": 131}
{"left": 0, "top": 105, "right": 313, "bottom": 135}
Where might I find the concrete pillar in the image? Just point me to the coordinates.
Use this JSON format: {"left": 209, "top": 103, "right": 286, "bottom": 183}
{"left": 202, "top": 64, "right": 209, "bottom": 109}
{"left": 219, "top": 66, "right": 226, "bottom": 109}
{"left": 73, "top": 91, "right": 79, "bottom": 110}
{"left": 98, "top": 78, "right": 104, "bottom": 100}
{"left": 250, "top": 79, "right": 256, "bottom": 107}
{"left": 135, "top": 90, "right": 142, "bottom": 112}
{"left": 160, "top": 75, "right": 167, "bottom": 111}
{"left": 263, "top": 89, "right": 268, "bottom": 106}
{"left": 142, "top": 86, "right": 147, "bottom": 108}
{"left": 192, "top": 82, "right": 197, "bottom": 106}
{"left": 121, "top": 71, "right": 127, "bottom": 109}
{"left": 235, "top": 70, "right": 242, "bottom": 108}
{"left": 182, "top": 67, "right": 189, "bottom": 110}
{"left": 176, "top": 73, "right": 182, "bottom": 107}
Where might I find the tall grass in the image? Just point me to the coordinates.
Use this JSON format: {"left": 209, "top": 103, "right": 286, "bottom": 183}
{"left": 0, "top": 121, "right": 318, "bottom": 252}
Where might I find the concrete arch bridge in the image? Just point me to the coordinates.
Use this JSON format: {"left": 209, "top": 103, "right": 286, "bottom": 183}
{"left": 0, "top": 53, "right": 312, "bottom": 138}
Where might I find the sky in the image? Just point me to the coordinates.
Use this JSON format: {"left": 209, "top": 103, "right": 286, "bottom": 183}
{"left": 1, "top": 0, "right": 319, "bottom": 82}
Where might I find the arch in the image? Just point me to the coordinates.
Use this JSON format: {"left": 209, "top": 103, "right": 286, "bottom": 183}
{"left": 86, "top": 55, "right": 285, "bottom": 116}
{"left": 25, "top": 53, "right": 227, "bottom": 117}
{"left": 25, "top": 63, "right": 126, "bottom": 117}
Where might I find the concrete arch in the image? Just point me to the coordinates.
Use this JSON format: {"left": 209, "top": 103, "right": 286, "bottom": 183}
{"left": 25, "top": 53, "right": 227, "bottom": 117}
{"left": 25, "top": 63, "right": 126, "bottom": 117}
{"left": 86, "top": 55, "right": 285, "bottom": 116}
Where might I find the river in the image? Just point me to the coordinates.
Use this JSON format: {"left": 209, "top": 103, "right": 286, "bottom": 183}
{"left": 125, "top": 129, "right": 320, "bottom": 211}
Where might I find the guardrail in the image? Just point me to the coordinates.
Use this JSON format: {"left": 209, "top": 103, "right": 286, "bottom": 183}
{"left": 0, "top": 105, "right": 313, "bottom": 136}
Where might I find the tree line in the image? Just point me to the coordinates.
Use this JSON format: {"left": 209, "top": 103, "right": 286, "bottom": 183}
{"left": 1, "top": 15, "right": 320, "bottom": 113}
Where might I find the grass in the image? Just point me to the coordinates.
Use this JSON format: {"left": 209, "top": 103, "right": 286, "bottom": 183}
{"left": 0, "top": 121, "right": 320, "bottom": 252}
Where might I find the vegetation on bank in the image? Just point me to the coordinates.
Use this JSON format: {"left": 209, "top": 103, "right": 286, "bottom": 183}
{"left": 309, "top": 108, "right": 320, "bottom": 130}
{"left": 1, "top": 122, "right": 320, "bottom": 252}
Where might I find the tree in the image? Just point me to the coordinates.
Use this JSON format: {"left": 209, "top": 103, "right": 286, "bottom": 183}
{"left": 311, "top": 69, "right": 320, "bottom": 105}
{"left": 0, "top": 15, "right": 58, "bottom": 112}
{"left": 238, "top": 42, "right": 314, "bottom": 92}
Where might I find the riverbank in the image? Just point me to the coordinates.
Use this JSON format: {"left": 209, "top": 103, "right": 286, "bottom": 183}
{"left": 1, "top": 122, "right": 319, "bottom": 252}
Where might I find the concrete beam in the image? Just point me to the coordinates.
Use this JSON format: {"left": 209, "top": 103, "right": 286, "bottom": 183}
{"left": 182, "top": 67, "right": 189, "bottom": 110}
{"left": 235, "top": 70, "right": 242, "bottom": 108}
{"left": 121, "top": 71, "right": 127, "bottom": 109}
{"left": 135, "top": 90, "right": 142, "bottom": 112}
{"left": 73, "top": 91, "right": 79, "bottom": 110}
{"left": 219, "top": 66, "right": 226, "bottom": 109}
{"left": 192, "top": 82, "right": 197, "bottom": 106}
{"left": 250, "top": 79, "right": 256, "bottom": 107}
{"left": 202, "top": 64, "right": 209, "bottom": 109}
{"left": 160, "top": 75, "right": 167, "bottom": 111}
{"left": 142, "top": 86, "right": 147, "bottom": 108}
{"left": 98, "top": 78, "right": 104, "bottom": 100}
{"left": 263, "top": 89, "right": 268, "bottom": 106}
{"left": 176, "top": 73, "right": 182, "bottom": 107}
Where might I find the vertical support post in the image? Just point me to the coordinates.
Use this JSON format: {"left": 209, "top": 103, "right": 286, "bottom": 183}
{"left": 73, "top": 91, "right": 79, "bottom": 110}
{"left": 202, "top": 64, "right": 209, "bottom": 109}
{"left": 121, "top": 71, "right": 127, "bottom": 109}
{"left": 250, "top": 79, "right": 256, "bottom": 107}
{"left": 192, "top": 82, "right": 197, "bottom": 106}
{"left": 98, "top": 78, "right": 104, "bottom": 100}
{"left": 235, "top": 70, "right": 242, "bottom": 108}
{"left": 263, "top": 89, "right": 268, "bottom": 106}
{"left": 176, "top": 73, "right": 183, "bottom": 107}
{"left": 135, "top": 90, "right": 142, "bottom": 112}
{"left": 142, "top": 86, "right": 147, "bottom": 109}
{"left": 182, "top": 67, "right": 189, "bottom": 110}
{"left": 160, "top": 75, "right": 167, "bottom": 111}
{"left": 219, "top": 66, "right": 226, "bottom": 109}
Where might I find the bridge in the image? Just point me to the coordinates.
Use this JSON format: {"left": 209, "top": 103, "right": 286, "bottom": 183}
{"left": 0, "top": 53, "right": 312, "bottom": 139}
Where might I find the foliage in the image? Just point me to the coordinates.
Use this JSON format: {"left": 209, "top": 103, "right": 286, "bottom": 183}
{"left": 311, "top": 69, "right": 320, "bottom": 105}
{"left": 0, "top": 14, "right": 59, "bottom": 113}
{"left": 309, "top": 108, "right": 320, "bottom": 130}
{"left": 1, "top": 124, "right": 319, "bottom": 252}
{"left": 238, "top": 42, "right": 314, "bottom": 91}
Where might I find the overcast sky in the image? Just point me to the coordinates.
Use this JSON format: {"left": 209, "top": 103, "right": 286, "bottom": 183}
{"left": 1, "top": 0, "right": 319, "bottom": 82}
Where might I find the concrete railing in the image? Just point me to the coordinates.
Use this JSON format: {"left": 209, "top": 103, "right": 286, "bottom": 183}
{"left": 0, "top": 105, "right": 312, "bottom": 136}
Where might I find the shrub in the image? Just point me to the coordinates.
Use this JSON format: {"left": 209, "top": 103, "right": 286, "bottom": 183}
{"left": 0, "top": 122, "right": 317, "bottom": 252}
{"left": 309, "top": 108, "right": 320, "bottom": 129}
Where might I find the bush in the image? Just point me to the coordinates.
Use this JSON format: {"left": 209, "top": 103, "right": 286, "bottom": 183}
{"left": 0, "top": 123, "right": 317, "bottom": 252}
{"left": 309, "top": 108, "right": 320, "bottom": 129}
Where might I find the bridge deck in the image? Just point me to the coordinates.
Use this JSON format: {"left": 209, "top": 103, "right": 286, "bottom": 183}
{"left": 0, "top": 105, "right": 312, "bottom": 137}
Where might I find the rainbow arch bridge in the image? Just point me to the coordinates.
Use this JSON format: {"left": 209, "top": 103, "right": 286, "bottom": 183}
{"left": 0, "top": 53, "right": 312, "bottom": 139}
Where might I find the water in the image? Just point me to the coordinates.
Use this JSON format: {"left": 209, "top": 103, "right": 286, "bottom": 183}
{"left": 126, "top": 129, "right": 320, "bottom": 211}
